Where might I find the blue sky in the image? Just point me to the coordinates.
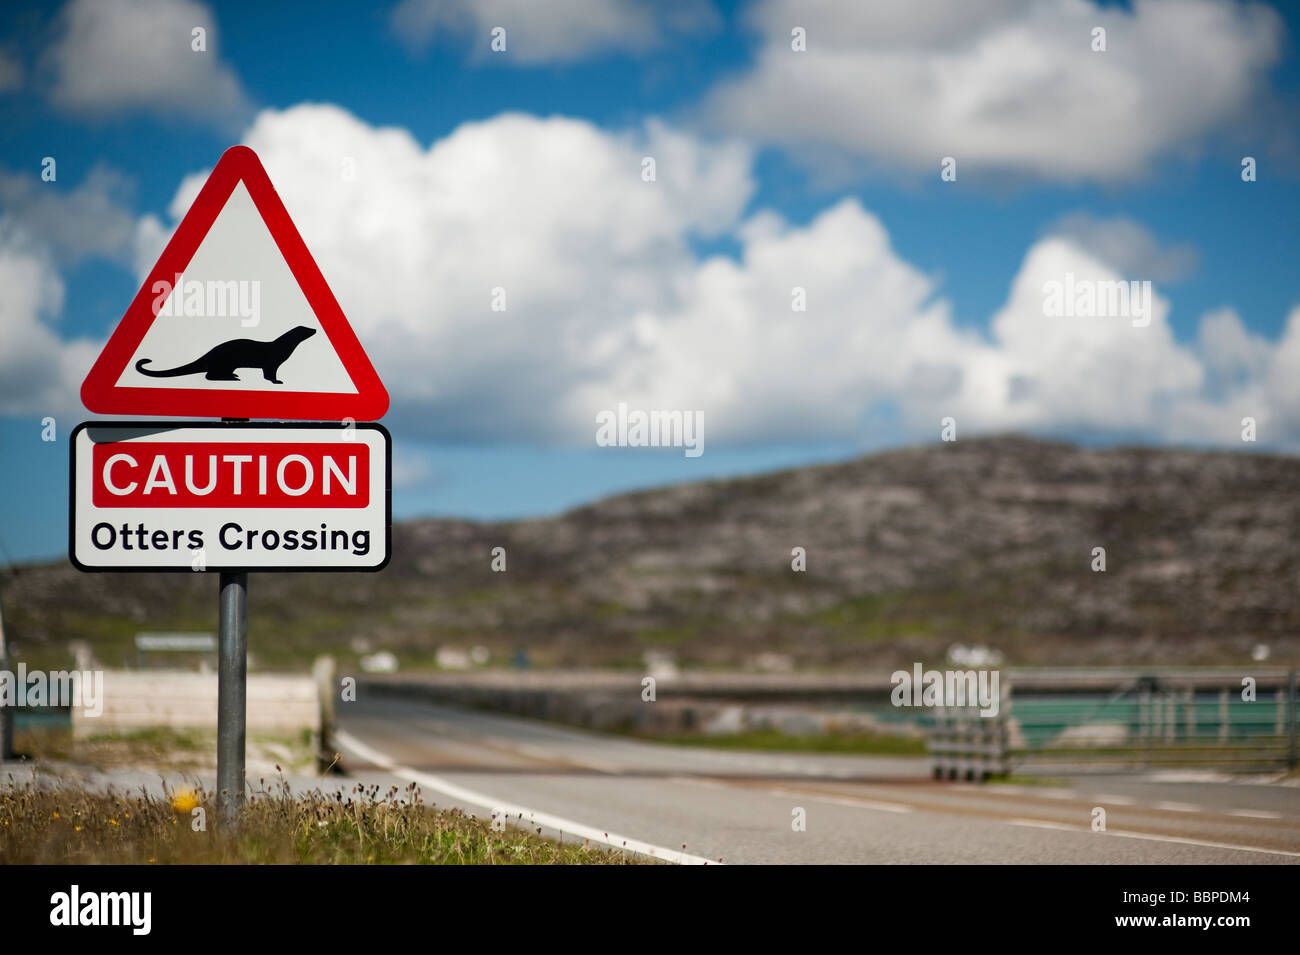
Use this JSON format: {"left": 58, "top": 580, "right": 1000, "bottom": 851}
{"left": 1, "top": 0, "right": 1299, "bottom": 564}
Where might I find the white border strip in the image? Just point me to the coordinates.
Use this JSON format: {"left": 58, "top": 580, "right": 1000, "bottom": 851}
{"left": 334, "top": 729, "right": 719, "bottom": 865}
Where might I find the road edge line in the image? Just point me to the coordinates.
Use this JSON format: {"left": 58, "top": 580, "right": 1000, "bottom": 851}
{"left": 333, "top": 728, "right": 721, "bottom": 866}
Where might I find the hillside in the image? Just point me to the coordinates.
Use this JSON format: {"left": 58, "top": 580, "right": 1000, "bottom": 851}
{"left": 4, "top": 436, "right": 1299, "bottom": 669}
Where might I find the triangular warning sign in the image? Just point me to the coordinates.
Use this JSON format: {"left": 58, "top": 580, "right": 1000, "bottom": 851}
{"left": 81, "top": 145, "right": 389, "bottom": 421}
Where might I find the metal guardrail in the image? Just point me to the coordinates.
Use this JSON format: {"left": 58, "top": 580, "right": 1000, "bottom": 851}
{"left": 926, "top": 670, "right": 1298, "bottom": 778}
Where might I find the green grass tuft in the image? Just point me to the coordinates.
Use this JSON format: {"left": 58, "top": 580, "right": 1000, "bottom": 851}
{"left": 0, "top": 779, "right": 648, "bottom": 865}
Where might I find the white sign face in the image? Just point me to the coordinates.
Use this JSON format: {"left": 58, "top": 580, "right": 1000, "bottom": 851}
{"left": 114, "top": 183, "right": 359, "bottom": 395}
{"left": 70, "top": 422, "right": 390, "bottom": 571}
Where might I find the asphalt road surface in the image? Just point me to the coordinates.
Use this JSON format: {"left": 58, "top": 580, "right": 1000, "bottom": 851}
{"left": 335, "top": 694, "right": 1300, "bottom": 865}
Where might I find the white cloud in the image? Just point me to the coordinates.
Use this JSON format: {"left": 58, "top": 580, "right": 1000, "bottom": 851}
{"left": 957, "top": 237, "right": 1203, "bottom": 434}
{"left": 1261, "top": 307, "right": 1300, "bottom": 436}
{"left": 391, "top": 0, "right": 718, "bottom": 63}
{"left": 705, "top": 0, "right": 1282, "bottom": 183}
{"left": 0, "top": 221, "right": 100, "bottom": 416}
{"left": 219, "top": 106, "right": 753, "bottom": 442}
{"left": 0, "top": 166, "right": 137, "bottom": 266}
{"left": 1046, "top": 213, "right": 1197, "bottom": 282}
{"left": 568, "top": 199, "right": 971, "bottom": 443}
{"left": 76, "top": 105, "right": 1300, "bottom": 452}
{"left": 46, "top": 0, "right": 249, "bottom": 124}
{"left": 1198, "top": 307, "right": 1271, "bottom": 387}
{"left": 572, "top": 219, "right": 1218, "bottom": 445}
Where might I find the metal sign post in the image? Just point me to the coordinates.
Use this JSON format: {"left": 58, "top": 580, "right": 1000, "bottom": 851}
{"left": 217, "top": 411, "right": 250, "bottom": 829}
{"left": 216, "top": 571, "right": 248, "bottom": 825}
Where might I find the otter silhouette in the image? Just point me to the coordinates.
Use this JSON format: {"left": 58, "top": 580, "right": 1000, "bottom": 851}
{"left": 135, "top": 326, "right": 317, "bottom": 383}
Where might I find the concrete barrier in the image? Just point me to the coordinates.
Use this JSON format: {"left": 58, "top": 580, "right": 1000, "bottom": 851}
{"left": 72, "top": 669, "right": 318, "bottom": 738}
{"left": 928, "top": 711, "right": 1011, "bottom": 781}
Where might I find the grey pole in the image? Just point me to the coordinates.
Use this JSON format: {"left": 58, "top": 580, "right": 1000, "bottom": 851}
{"left": 217, "top": 571, "right": 248, "bottom": 826}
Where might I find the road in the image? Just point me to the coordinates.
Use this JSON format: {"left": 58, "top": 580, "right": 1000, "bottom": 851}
{"left": 335, "top": 694, "right": 1300, "bottom": 864}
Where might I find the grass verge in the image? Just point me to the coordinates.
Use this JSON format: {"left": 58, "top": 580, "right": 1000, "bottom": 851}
{"left": 12, "top": 727, "right": 316, "bottom": 775}
{"left": 0, "top": 779, "right": 646, "bottom": 864}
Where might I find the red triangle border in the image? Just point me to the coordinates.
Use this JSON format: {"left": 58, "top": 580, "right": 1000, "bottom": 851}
{"left": 80, "top": 145, "right": 389, "bottom": 421}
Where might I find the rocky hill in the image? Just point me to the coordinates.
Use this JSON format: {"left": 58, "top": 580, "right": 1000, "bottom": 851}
{"left": 4, "top": 436, "right": 1298, "bottom": 670}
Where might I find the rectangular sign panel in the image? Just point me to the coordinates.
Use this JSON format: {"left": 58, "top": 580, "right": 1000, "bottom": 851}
{"left": 70, "top": 421, "right": 390, "bottom": 571}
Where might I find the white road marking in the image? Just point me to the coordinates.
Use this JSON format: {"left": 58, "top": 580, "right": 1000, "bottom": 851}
{"left": 1154, "top": 801, "right": 1201, "bottom": 813}
{"left": 1008, "top": 818, "right": 1078, "bottom": 832}
{"left": 1147, "top": 771, "right": 1234, "bottom": 783}
{"left": 1094, "top": 794, "right": 1137, "bottom": 805}
{"left": 1008, "top": 818, "right": 1300, "bottom": 858}
{"left": 412, "top": 715, "right": 626, "bottom": 775}
{"left": 1228, "top": 809, "right": 1283, "bottom": 820}
{"left": 507, "top": 741, "right": 623, "bottom": 775}
{"left": 758, "top": 785, "right": 913, "bottom": 814}
{"left": 334, "top": 729, "right": 719, "bottom": 865}
{"left": 1103, "top": 828, "right": 1300, "bottom": 858}
{"left": 668, "top": 776, "right": 730, "bottom": 790}
{"left": 816, "top": 794, "right": 914, "bottom": 814}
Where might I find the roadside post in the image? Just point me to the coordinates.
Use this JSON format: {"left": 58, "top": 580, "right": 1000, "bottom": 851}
{"left": 216, "top": 572, "right": 247, "bottom": 823}
{"left": 0, "top": 590, "right": 12, "bottom": 761}
{"left": 312, "top": 655, "right": 338, "bottom": 773}
{"left": 72, "top": 145, "right": 391, "bottom": 828}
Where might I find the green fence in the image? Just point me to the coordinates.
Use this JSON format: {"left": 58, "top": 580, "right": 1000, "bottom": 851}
{"left": 925, "top": 669, "right": 1298, "bottom": 778}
